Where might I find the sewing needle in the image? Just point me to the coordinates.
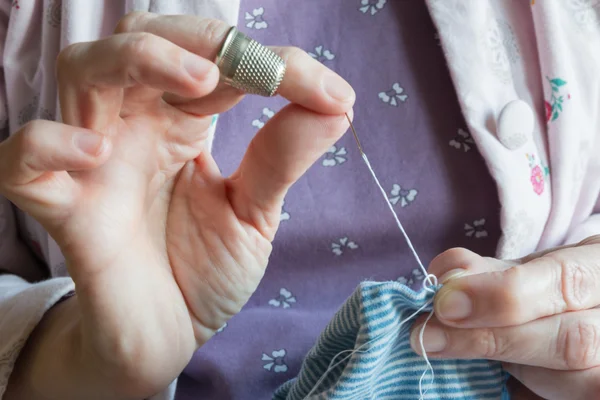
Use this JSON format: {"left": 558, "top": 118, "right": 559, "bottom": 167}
{"left": 345, "top": 113, "right": 364, "bottom": 155}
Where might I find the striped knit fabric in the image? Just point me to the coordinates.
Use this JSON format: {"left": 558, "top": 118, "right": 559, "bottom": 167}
{"left": 273, "top": 281, "right": 510, "bottom": 400}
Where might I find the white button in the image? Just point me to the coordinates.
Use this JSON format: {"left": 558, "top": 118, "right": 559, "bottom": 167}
{"left": 497, "top": 100, "right": 534, "bottom": 150}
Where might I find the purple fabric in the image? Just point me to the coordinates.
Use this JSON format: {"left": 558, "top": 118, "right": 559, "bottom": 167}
{"left": 176, "top": 1, "right": 501, "bottom": 399}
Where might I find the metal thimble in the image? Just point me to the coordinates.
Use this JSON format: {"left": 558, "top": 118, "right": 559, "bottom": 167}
{"left": 215, "top": 27, "right": 286, "bottom": 97}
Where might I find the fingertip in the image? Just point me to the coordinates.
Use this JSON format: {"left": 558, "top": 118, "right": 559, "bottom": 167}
{"left": 182, "top": 52, "right": 220, "bottom": 96}
{"left": 73, "top": 131, "right": 110, "bottom": 158}
{"left": 429, "top": 247, "right": 512, "bottom": 280}
{"left": 347, "top": 107, "right": 354, "bottom": 119}
{"left": 316, "top": 109, "right": 355, "bottom": 146}
{"left": 438, "top": 268, "right": 468, "bottom": 284}
{"left": 409, "top": 323, "right": 423, "bottom": 354}
{"left": 273, "top": 46, "right": 355, "bottom": 114}
{"left": 95, "top": 136, "right": 113, "bottom": 163}
{"left": 428, "top": 247, "right": 478, "bottom": 277}
{"left": 410, "top": 317, "right": 449, "bottom": 355}
{"left": 433, "top": 284, "right": 473, "bottom": 322}
{"left": 200, "top": 63, "right": 221, "bottom": 95}
{"left": 72, "top": 131, "right": 112, "bottom": 169}
{"left": 321, "top": 71, "right": 356, "bottom": 110}
{"left": 409, "top": 316, "right": 429, "bottom": 353}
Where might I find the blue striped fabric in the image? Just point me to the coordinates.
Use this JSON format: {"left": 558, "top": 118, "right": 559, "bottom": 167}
{"left": 273, "top": 281, "right": 510, "bottom": 400}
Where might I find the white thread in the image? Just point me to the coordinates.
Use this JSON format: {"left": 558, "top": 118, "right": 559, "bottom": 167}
{"left": 360, "top": 154, "right": 434, "bottom": 290}
{"left": 302, "top": 298, "right": 434, "bottom": 400}
{"left": 301, "top": 135, "right": 440, "bottom": 399}
{"left": 418, "top": 307, "right": 436, "bottom": 399}
{"left": 359, "top": 152, "right": 437, "bottom": 399}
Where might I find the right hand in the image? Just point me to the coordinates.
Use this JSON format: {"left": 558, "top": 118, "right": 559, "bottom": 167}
{"left": 0, "top": 12, "right": 354, "bottom": 399}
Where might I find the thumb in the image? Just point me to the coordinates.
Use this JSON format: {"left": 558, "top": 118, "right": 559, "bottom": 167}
{"left": 228, "top": 105, "right": 350, "bottom": 239}
{"left": 0, "top": 120, "right": 111, "bottom": 214}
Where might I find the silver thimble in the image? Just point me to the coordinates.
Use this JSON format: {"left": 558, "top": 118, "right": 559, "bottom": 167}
{"left": 215, "top": 27, "right": 286, "bottom": 97}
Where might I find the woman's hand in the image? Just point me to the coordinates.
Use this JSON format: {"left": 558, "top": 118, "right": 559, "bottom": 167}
{"left": 409, "top": 237, "right": 600, "bottom": 400}
{"left": 0, "top": 12, "right": 355, "bottom": 399}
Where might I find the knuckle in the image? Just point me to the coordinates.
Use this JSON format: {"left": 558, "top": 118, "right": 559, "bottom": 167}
{"left": 282, "top": 46, "right": 308, "bottom": 64}
{"left": 122, "top": 33, "right": 156, "bottom": 66}
{"left": 494, "top": 267, "right": 525, "bottom": 324}
{"left": 125, "top": 33, "right": 151, "bottom": 57}
{"left": 18, "top": 121, "right": 43, "bottom": 150}
{"left": 56, "top": 43, "right": 81, "bottom": 81}
{"left": 114, "top": 11, "right": 148, "bottom": 33}
{"left": 558, "top": 318, "right": 600, "bottom": 370}
{"left": 557, "top": 256, "right": 595, "bottom": 310}
{"left": 12, "top": 121, "right": 43, "bottom": 169}
{"left": 196, "top": 18, "right": 229, "bottom": 51}
{"left": 474, "top": 328, "right": 506, "bottom": 359}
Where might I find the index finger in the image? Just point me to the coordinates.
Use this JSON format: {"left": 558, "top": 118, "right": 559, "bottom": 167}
{"left": 116, "top": 12, "right": 355, "bottom": 114}
{"left": 434, "top": 243, "right": 600, "bottom": 328}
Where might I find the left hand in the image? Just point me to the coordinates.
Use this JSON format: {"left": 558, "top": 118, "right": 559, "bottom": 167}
{"left": 410, "top": 236, "right": 600, "bottom": 400}
{"left": 1, "top": 12, "right": 355, "bottom": 399}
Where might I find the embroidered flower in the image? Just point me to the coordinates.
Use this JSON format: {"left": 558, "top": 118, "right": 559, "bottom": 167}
{"left": 531, "top": 165, "right": 544, "bottom": 195}
{"left": 464, "top": 219, "right": 488, "bottom": 238}
{"left": 252, "top": 107, "right": 275, "bottom": 129}
{"left": 280, "top": 200, "right": 290, "bottom": 221}
{"left": 389, "top": 184, "right": 418, "bottom": 207}
{"left": 449, "top": 128, "right": 475, "bottom": 152}
{"left": 359, "top": 0, "right": 387, "bottom": 15}
{"left": 245, "top": 7, "right": 268, "bottom": 30}
{"left": 216, "top": 323, "right": 227, "bottom": 333}
{"left": 526, "top": 153, "right": 550, "bottom": 195}
{"left": 497, "top": 210, "right": 535, "bottom": 260}
{"left": 544, "top": 101, "right": 552, "bottom": 122}
{"left": 487, "top": 19, "right": 520, "bottom": 62}
{"left": 483, "top": 18, "right": 520, "bottom": 83}
{"left": 46, "top": 0, "right": 62, "bottom": 27}
{"left": 262, "top": 349, "right": 288, "bottom": 373}
{"left": 268, "top": 288, "right": 297, "bottom": 308}
{"left": 331, "top": 237, "right": 358, "bottom": 256}
{"left": 322, "top": 145, "right": 347, "bottom": 167}
{"left": 566, "top": 0, "right": 600, "bottom": 31}
{"left": 545, "top": 77, "right": 569, "bottom": 122}
{"left": 11, "top": 1, "right": 19, "bottom": 10}
{"left": 308, "top": 45, "right": 335, "bottom": 63}
{"left": 378, "top": 83, "right": 408, "bottom": 106}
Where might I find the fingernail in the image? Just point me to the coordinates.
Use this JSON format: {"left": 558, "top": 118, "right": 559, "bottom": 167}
{"left": 184, "top": 53, "right": 215, "bottom": 81}
{"left": 323, "top": 72, "right": 355, "bottom": 102}
{"left": 74, "top": 132, "right": 106, "bottom": 156}
{"left": 439, "top": 268, "right": 467, "bottom": 284}
{"left": 411, "top": 323, "right": 447, "bottom": 353}
{"left": 436, "top": 289, "right": 472, "bottom": 320}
